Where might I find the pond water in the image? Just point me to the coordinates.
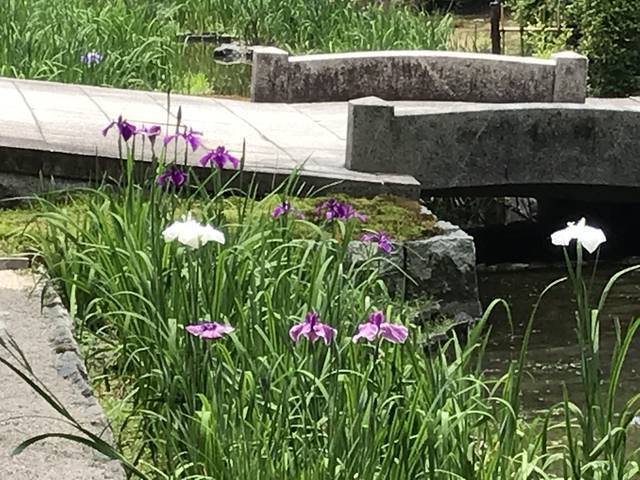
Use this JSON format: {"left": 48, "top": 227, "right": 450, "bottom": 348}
{"left": 179, "top": 45, "right": 250, "bottom": 97}
{"left": 479, "top": 264, "right": 640, "bottom": 413}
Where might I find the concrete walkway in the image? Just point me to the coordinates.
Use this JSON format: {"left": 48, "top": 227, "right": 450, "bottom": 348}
{"left": 0, "top": 269, "right": 122, "bottom": 479}
{"left": 0, "top": 77, "right": 420, "bottom": 197}
{"left": 1, "top": 77, "right": 639, "bottom": 198}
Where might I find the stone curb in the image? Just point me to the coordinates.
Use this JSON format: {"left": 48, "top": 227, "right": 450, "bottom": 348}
{"left": 0, "top": 257, "right": 32, "bottom": 270}
{"left": 40, "top": 282, "right": 125, "bottom": 478}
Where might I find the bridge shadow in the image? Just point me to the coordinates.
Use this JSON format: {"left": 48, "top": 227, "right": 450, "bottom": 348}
{"left": 426, "top": 187, "right": 640, "bottom": 264}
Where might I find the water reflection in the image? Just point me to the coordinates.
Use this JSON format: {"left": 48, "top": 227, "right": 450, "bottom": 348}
{"left": 179, "top": 44, "right": 250, "bottom": 97}
{"left": 479, "top": 265, "right": 640, "bottom": 412}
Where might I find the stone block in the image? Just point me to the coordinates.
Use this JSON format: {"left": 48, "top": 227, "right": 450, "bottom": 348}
{"left": 250, "top": 46, "right": 290, "bottom": 102}
{"left": 347, "top": 221, "right": 482, "bottom": 320}
{"left": 345, "top": 97, "right": 394, "bottom": 172}
{"left": 0, "top": 257, "right": 31, "bottom": 270}
{"left": 552, "top": 51, "right": 588, "bottom": 103}
{"left": 405, "top": 223, "right": 482, "bottom": 317}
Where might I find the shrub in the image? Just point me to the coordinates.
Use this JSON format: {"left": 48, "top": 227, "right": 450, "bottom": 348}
{"left": 511, "top": 0, "right": 640, "bottom": 96}
{"left": 569, "top": 0, "right": 640, "bottom": 96}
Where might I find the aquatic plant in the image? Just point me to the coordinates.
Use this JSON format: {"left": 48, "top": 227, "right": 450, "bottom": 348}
{"left": 288, "top": 311, "right": 337, "bottom": 345}
{"left": 352, "top": 310, "right": 408, "bottom": 344}
{"left": 315, "top": 198, "right": 367, "bottom": 222}
{"left": 156, "top": 165, "right": 187, "bottom": 188}
{"left": 102, "top": 116, "right": 137, "bottom": 142}
{"left": 80, "top": 50, "right": 103, "bottom": 66}
{"left": 199, "top": 146, "right": 239, "bottom": 169}
{"left": 162, "top": 213, "right": 226, "bottom": 248}
{"left": 185, "top": 321, "right": 234, "bottom": 340}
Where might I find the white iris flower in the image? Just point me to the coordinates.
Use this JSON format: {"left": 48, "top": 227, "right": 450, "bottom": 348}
{"left": 550, "top": 218, "right": 606, "bottom": 254}
{"left": 162, "top": 213, "right": 225, "bottom": 249}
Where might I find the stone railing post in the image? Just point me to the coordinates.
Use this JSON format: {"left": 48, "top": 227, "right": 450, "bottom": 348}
{"left": 552, "top": 51, "right": 588, "bottom": 103}
{"left": 345, "top": 97, "right": 394, "bottom": 173}
{"left": 250, "top": 46, "right": 290, "bottom": 103}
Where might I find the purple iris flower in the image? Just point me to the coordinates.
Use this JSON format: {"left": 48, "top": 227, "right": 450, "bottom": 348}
{"left": 361, "top": 231, "right": 394, "bottom": 254}
{"left": 157, "top": 165, "right": 187, "bottom": 188}
{"left": 316, "top": 199, "right": 367, "bottom": 222}
{"left": 163, "top": 127, "right": 202, "bottom": 152}
{"left": 102, "top": 115, "right": 136, "bottom": 142}
{"left": 352, "top": 311, "right": 408, "bottom": 344}
{"left": 272, "top": 201, "right": 290, "bottom": 219}
{"left": 185, "top": 322, "right": 234, "bottom": 340}
{"left": 81, "top": 50, "right": 103, "bottom": 65}
{"left": 289, "top": 312, "right": 337, "bottom": 345}
{"left": 136, "top": 125, "right": 161, "bottom": 143}
{"left": 199, "top": 146, "right": 240, "bottom": 169}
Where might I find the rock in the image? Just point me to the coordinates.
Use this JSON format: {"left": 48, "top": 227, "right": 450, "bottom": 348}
{"left": 348, "top": 222, "right": 482, "bottom": 319}
{"left": 405, "top": 226, "right": 482, "bottom": 318}
{"left": 213, "top": 43, "right": 252, "bottom": 64}
{"left": 412, "top": 301, "right": 441, "bottom": 325}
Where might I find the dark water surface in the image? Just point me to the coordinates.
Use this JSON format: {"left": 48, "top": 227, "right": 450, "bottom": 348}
{"left": 479, "top": 264, "right": 640, "bottom": 412}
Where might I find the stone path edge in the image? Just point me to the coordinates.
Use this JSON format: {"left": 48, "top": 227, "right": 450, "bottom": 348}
{"left": 2, "top": 265, "right": 125, "bottom": 479}
{"left": 43, "top": 281, "right": 125, "bottom": 478}
{"left": 0, "top": 145, "right": 421, "bottom": 200}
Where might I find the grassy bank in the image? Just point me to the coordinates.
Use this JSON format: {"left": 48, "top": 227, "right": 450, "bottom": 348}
{"left": 0, "top": 0, "right": 452, "bottom": 96}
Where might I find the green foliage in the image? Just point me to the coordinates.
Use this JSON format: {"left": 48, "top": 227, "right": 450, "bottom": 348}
{"left": 509, "top": 0, "right": 640, "bottom": 96}
{"left": 3, "top": 136, "right": 639, "bottom": 478}
{"left": 0, "top": 0, "right": 452, "bottom": 95}
{"left": 0, "top": 205, "right": 39, "bottom": 256}
{"left": 556, "top": 247, "right": 640, "bottom": 479}
{"left": 263, "top": 194, "right": 440, "bottom": 240}
{"left": 13, "top": 149, "right": 551, "bottom": 478}
{"left": 0, "top": 192, "right": 438, "bottom": 258}
{"left": 568, "top": 0, "right": 640, "bottom": 96}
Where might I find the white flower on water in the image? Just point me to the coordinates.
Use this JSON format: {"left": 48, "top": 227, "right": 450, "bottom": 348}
{"left": 550, "top": 217, "right": 606, "bottom": 254}
{"left": 162, "top": 213, "right": 225, "bottom": 249}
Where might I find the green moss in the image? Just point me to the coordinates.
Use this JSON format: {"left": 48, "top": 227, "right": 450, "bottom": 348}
{"left": 0, "top": 193, "right": 439, "bottom": 256}
{"left": 245, "top": 194, "right": 440, "bottom": 241}
{"left": 0, "top": 205, "right": 40, "bottom": 256}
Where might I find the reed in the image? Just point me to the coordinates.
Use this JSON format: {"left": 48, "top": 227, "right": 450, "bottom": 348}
{"left": 0, "top": 0, "right": 452, "bottom": 95}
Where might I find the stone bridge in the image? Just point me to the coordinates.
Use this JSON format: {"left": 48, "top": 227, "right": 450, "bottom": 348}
{"left": 249, "top": 47, "right": 640, "bottom": 201}
{"left": 344, "top": 96, "right": 640, "bottom": 200}
{"left": 251, "top": 48, "right": 587, "bottom": 103}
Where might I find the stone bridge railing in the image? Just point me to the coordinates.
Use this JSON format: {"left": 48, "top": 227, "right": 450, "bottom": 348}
{"left": 250, "top": 48, "right": 587, "bottom": 104}
{"left": 345, "top": 97, "right": 640, "bottom": 195}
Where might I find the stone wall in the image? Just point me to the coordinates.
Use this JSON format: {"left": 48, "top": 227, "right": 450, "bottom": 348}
{"left": 251, "top": 48, "right": 587, "bottom": 104}
{"left": 346, "top": 97, "right": 640, "bottom": 195}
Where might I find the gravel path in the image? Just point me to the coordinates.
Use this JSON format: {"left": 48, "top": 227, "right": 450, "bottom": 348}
{"left": 0, "top": 269, "right": 123, "bottom": 479}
